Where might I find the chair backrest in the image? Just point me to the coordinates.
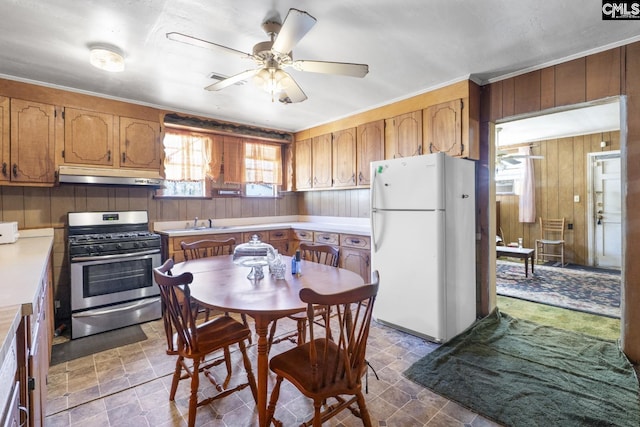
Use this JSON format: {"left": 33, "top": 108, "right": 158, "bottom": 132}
{"left": 301, "top": 271, "right": 380, "bottom": 392}
{"left": 153, "top": 258, "right": 200, "bottom": 355}
{"left": 299, "top": 242, "right": 340, "bottom": 267}
{"left": 539, "top": 218, "right": 565, "bottom": 241}
{"left": 181, "top": 238, "right": 236, "bottom": 260}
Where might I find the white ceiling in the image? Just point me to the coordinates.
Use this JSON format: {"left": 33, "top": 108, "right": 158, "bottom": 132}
{"left": 0, "top": 0, "right": 639, "bottom": 133}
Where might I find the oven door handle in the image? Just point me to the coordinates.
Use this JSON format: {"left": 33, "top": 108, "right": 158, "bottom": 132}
{"left": 72, "top": 297, "right": 161, "bottom": 317}
{"left": 71, "top": 249, "right": 160, "bottom": 262}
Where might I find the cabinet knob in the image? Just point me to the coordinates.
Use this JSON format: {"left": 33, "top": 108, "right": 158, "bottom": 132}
{"left": 12, "top": 163, "right": 17, "bottom": 177}
{"left": 107, "top": 150, "right": 111, "bottom": 161}
{"left": 122, "top": 152, "right": 126, "bottom": 163}
{"left": 1, "top": 162, "right": 6, "bottom": 176}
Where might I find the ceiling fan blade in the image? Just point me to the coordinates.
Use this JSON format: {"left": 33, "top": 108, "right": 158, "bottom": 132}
{"left": 271, "top": 9, "right": 317, "bottom": 55}
{"left": 278, "top": 72, "right": 307, "bottom": 103}
{"left": 167, "top": 32, "right": 252, "bottom": 59}
{"left": 292, "top": 60, "right": 369, "bottom": 77}
{"left": 205, "top": 69, "right": 258, "bottom": 91}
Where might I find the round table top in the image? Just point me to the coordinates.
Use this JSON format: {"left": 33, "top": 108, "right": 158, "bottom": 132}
{"left": 171, "top": 255, "right": 365, "bottom": 317}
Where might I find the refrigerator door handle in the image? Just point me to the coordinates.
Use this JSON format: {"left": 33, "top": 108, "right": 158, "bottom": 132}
{"left": 371, "top": 169, "right": 379, "bottom": 252}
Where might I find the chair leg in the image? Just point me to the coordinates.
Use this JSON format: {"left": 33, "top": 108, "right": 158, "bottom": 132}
{"left": 355, "top": 391, "right": 373, "bottom": 427}
{"left": 312, "top": 401, "right": 322, "bottom": 427}
{"left": 169, "top": 356, "right": 183, "bottom": 400}
{"left": 267, "top": 319, "right": 278, "bottom": 353}
{"left": 238, "top": 340, "right": 258, "bottom": 403}
{"left": 241, "top": 313, "right": 252, "bottom": 344}
{"left": 266, "top": 376, "right": 284, "bottom": 426}
{"left": 187, "top": 358, "right": 200, "bottom": 427}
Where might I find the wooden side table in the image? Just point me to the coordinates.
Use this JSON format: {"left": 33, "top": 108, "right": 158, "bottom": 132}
{"left": 497, "top": 247, "right": 535, "bottom": 277}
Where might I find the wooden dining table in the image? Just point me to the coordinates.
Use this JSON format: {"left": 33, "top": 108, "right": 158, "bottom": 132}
{"left": 170, "top": 254, "right": 365, "bottom": 427}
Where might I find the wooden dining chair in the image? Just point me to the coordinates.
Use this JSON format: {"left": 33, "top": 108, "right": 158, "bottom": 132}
{"left": 266, "top": 271, "right": 380, "bottom": 427}
{"left": 267, "top": 243, "right": 340, "bottom": 351}
{"left": 153, "top": 259, "right": 257, "bottom": 427}
{"left": 535, "top": 218, "right": 565, "bottom": 266}
{"left": 180, "top": 238, "right": 252, "bottom": 343}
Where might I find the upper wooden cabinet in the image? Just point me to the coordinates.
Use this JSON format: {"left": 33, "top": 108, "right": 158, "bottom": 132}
{"left": 332, "top": 127, "right": 357, "bottom": 188}
{"left": 119, "top": 117, "right": 162, "bottom": 170}
{"left": 385, "top": 110, "right": 423, "bottom": 159}
{"left": 62, "top": 107, "right": 115, "bottom": 166}
{"left": 423, "top": 99, "right": 463, "bottom": 157}
{"left": 9, "top": 99, "right": 56, "bottom": 184}
{"left": 0, "top": 97, "right": 9, "bottom": 183}
{"left": 356, "top": 120, "right": 384, "bottom": 186}
{"left": 312, "top": 133, "right": 332, "bottom": 188}
{"left": 295, "top": 138, "right": 312, "bottom": 190}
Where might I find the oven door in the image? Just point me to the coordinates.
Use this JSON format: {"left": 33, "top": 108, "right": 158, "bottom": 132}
{"left": 70, "top": 250, "right": 161, "bottom": 311}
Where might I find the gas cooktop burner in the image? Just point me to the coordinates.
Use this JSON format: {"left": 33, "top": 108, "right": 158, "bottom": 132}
{"left": 69, "top": 231, "right": 158, "bottom": 243}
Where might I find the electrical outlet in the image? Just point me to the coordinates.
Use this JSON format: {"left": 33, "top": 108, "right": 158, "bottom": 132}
{"left": 568, "top": 223, "right": 574, "bottom": 230}
{"left": 574, "top": 195, "right": 580, "bottom": 203}
{"left": 54, "top": 300, "right": 61, "bottom": 309}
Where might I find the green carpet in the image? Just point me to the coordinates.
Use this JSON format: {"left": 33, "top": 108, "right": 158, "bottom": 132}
{"left": 404, "top": 311, "right": 640, "bottom": 427}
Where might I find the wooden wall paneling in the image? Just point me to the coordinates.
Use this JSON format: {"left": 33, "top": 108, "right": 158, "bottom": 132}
{"left": 572, "top": 135, "right": 586, "bottom": 264}
{"left": 501, "top": 78, "right": 515, "bottom": 118}
{"left": 226, "top": 197, "right": 241, "bottom": 218}
{"left": 128, "top": 187, "right": 151, "bottom": 212}
{"left": 86, "top": 186, "right": 113, "bottom": 212}
{"left": 586, "top": 48, "right": 622, "bottom": 101}
{"left": 50, "top": 186, "right": 75, "bottom": 226}
{"left": 540, "top": 67, "right": 556, "bottom": 110}
{"left": 23, "top": 187, "right": 52, "bottom": 228}
{"left": 489, "top": 81, "right": 503, "bottom": 123}
{"left": 1, "top": 187, "right": 25, "bottom": 224}
{"left": 185, "top": 198, "right": 203, "bottom": 223}
{"left": 610, "top": 130, "right": 621, "bottom": 150}
{"left": 514, "top": 71, "right": 541, "bottom": 115}
{"left": 558, "top": 137, "right": 575, "bottom": 263}
{"left": 555, "top": 58, "right": 586, "bottom": 107}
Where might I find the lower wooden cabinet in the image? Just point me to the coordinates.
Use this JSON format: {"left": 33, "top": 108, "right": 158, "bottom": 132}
{"left": 163, "top": 232, "right": 242, "bottom": 263}
{"left": 339, "top": 234, "right": 371, "bottom": 281}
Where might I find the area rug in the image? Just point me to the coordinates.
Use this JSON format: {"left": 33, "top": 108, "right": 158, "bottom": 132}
{"left": 51, "top": 325, "right": 147, "bottom": 365}
{"left": 496, "top": 260, "right": 620, "bottom": 318}
{"left": 404, "top": 311, "right": 640, "bottom": 427}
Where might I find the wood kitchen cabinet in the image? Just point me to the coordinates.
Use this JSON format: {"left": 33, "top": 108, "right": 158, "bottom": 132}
{"left": 311, "top": 133, "right": 332, "bottom": 188}
{"left": 7, "top": 99, "right": 56, "bottom": 185}
{"left": 339, "top": 234, "right": 371, "bottom": 281}
{"left": 119, "top": 117, "right": 162, "bottom": 170}
{"left": 423, "top": 99, "right": 463, "bottom": 157}
{"left": 332, "top": 127, "right": 357, "bottom": 188}
{"left": 0, "top": 96, "right": 8, "bottom": 183}
{"left": 295, "top": 138, "right": 312, "bottom": 190}
{"left": 356, "top": 120, "right": 384, "bottom": 186}
{"left": 385, "top": 110, "right": 423, "bottom": 159}
{"left": 163, "top": 232, "right": 242, "bottom": 263}
{"left": 62, "top": 107, "right": 115, "bottom": 166}
{"left": 290, "top": 229, "right": 314, "bottom": 253}
{"left": 268, "top": 229, "right": 290, "bottom": 255}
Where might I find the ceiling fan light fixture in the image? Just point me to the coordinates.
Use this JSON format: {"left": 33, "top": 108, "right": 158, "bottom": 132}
{"left": 89, "top": 46, "right": 125, "bottom": 72}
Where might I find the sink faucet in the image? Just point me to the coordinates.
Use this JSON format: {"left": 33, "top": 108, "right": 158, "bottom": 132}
{"left": 194, "top": 217, "right": 198, "bottom": 228}
{"left": 208, "top": 218, "right": 213, "bottom": 228}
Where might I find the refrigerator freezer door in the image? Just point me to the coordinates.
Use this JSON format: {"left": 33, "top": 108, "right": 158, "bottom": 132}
{"left": 371, "top": 154, "right": 444, "bottom": 211}
{"left": 371, "top": 209, "right": 445, "bottom": 341}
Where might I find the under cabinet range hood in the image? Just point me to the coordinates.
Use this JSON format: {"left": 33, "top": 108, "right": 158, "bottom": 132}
{"left": 58, "top": 166, "right": 164, "bottom": 187}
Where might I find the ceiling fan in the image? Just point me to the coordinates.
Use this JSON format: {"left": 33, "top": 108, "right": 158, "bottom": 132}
{"left": 166, "top": 8, "right": 369, "bottom": 104}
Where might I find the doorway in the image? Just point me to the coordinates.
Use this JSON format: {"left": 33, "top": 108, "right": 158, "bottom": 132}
{"left": 587, "top": 151, "right": 621, "bottom": 269}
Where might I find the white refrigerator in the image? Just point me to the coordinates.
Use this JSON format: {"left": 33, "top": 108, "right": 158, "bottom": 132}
{"left": 370, "top": 152, "right": 476, "bottom": 343}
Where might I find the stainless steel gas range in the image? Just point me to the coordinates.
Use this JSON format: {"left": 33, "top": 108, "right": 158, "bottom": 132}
{"left": 68, "top": 211, "right": 162, "bottom": 339}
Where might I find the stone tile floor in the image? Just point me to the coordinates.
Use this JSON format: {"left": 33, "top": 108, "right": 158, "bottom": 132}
{"left": 44, "top": 317, "right": 502, "bottom": 426}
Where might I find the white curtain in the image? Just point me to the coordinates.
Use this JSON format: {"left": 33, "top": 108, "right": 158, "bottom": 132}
{"left": 519, "top": 146, "right": 536, "bottom": 223}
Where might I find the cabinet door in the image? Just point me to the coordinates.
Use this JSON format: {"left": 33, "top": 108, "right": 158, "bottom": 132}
{"left": 384, "top": 110, "right": 422, "bottom": 159}
{"left": 0, "top": 96, "right": 9, "bottom": 183}
{"left": 63, "top": 108, "right": 114, "bottom": 166}
{"left": 119, "top": 117, "right": 161, "bottom": 170}
{"left": 295, "top": 138, "right": 312, "bottom": 190}
{"left": 312, "top": 133, "right": 332, "bottom": 188}
{"left": 424, "top": 99, "right": 463, "bottom": 157}
{"left": 10, "top": 99, "right": 56, "bottom": 184}
{"left": 356, "top": 120, "right": 384, "bottom": 186}
{"left": 332, "top": 128, "right": 357, "bottom": 187}
{"left": 340, "top": 247, "right": 371, "bottom": 281}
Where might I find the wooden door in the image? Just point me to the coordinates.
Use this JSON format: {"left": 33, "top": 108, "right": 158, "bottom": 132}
{"left": 10, "top": 99, "right": 56, "bottom": 184}
{"left": 312, "top": 133, "right": 332, "bottom": 188}
{"left": 424, "top": 99, "right": 462, "bottom": 156}
{"left": 0, "top": 96, "right": 9, "bottom": 183}
{"left": 356, "top": 120, "right": 384, "bottom": 186}
{"left": 332, "top": 127, "right": 357, "bottom": 187}
{"left": 385, "top": 110, "right": 422, "bottom": 159}
{"left": 295, "top": 138, "right": 312, "bottom": 190}
{"left": 119, "top": 117, "right": 161, "bottom": 170}
{"left": 63, "top": 107, "right": 114, "bottom": 166}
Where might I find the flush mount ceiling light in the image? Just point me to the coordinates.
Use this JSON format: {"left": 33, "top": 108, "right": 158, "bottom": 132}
{"left": 89, "top": 46, "right": 125, "bottom": 72}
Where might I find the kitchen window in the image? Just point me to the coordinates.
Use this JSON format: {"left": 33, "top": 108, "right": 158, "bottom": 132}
{"left": 160, "top": 129, "right": 283, "bottom": 198}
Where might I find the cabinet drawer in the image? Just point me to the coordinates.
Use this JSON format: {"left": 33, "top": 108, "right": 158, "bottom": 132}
{"left": 292, "top": 229, "right": 314, "bottom": 241}
{"left": 340, "top": 234, "right": 371, "bottom": 250}
{"left": 243, "top": 231, "right": 268, "bottom": 243}
{"left": 315, "top": 232, "right": 339, "bottom": 246}
{"left": 268, "top": 229, "right": 290, "bottom": 241}
{"left": 172, "top": 233, "right": 242, "bottom": 250}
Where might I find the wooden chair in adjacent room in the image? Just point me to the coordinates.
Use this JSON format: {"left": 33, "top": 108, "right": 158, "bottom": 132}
{"left": 267, "top": 243, "right": 340, "bottom": 352}
{"left": 535, "top": 217, "right": 565, "bottom": 266}
{"left": 153, "top": 259, "right": 257, "bottom": 427}
{"left": 180, "top": 238, "right": 252, "bottom": 343}
{"left": 266, "top": 271, "right": 380, "bottom": 427}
